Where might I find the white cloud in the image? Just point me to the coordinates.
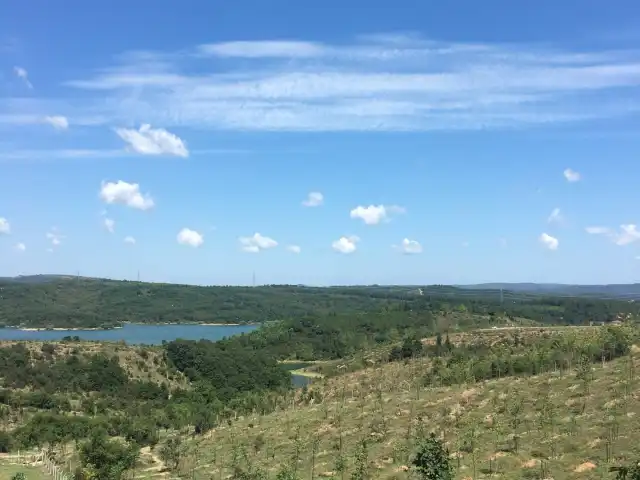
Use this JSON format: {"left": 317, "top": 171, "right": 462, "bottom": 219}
{"left": 302, "top": 191, "right": 323, "bottom": 207}
{"left": 15, "top": 242, "right": 25, "bottom": 252}
{"left": 115, "top": 124, "right": 188, "bottom": 157}
{"left": 0, "top": 149, "right": 142, "bottom": 162}
{"left": 539, "top": 232, "right": 559, "bottom": 250}
{"left": 99, "top": 180, "right": 155, "bottom": 210}
{"left": 332, "top": 235, "right": 360, "bottom": 254}
{"left": 547, "top": 207, "right": 563, "bottom": 223}
{"left": 585, "top": 224, "right": 640, "bottom": 245}
{"left": 198, "top": 40, "right": 326, "bottom": 58}
{"left": 0, "top": 217, "right": 10, "bottom": 234}
{"left": 177, "top": 228, "right": 204, "bottom": 247}
{"left": 124, "top": 236, "right": 136, "bottom": 245}
{"left": 394, "top": 238, "right": 422, "bottom": 254}
{"left": 585, "top": 226, "right": 611, "bottom": 234}
{"left": 239, "top": 233, "right": 278, "bottom": 253}
{"left": 103, "top": 218, "right": 115, "bottom": 233}
{"left": 46, "top": 228, "right": 64, "bottom": 246}
{"left": 44, "top": 116, "right": 69, "bottom": 130}
{"left": 57, "top": 35, "right": 640, "bottom": 132}
{"left": 13, "top": 66, "right": 33, "bottom": 89}
{"left": 286, "top": 245, "right": 301, "bottom": 254}
{"left": 563, "top": 168, "right": 581, "bottom": 182}
{"left": 350, "top": 204, "right": 405, "bottom": 225}
{"left": 615, "top": 225, "right": 640, "bottom": 245}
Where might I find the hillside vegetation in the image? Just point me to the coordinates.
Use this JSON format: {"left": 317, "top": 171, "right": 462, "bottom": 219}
{"left": 2, "top": 323, "right": 640, "bottom": 480}
{"left": 178, "top": 326, "right": 640, "bottom": 480}
{"left": 2, "top": 276, "right": 640, "bottom": 329}
{"left": 2, "top": 285, "right": 640, "bottom": 479}
{"left": 463, "top": 282, "right": 640, "bottom": 299}
{"left": 0, "top": 278, "right": 400, "bottom": 328}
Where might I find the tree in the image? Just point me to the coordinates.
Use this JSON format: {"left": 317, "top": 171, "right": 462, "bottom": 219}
{"left": 79, "top": 433, "right": 138, "bottom": 480}
{"left": 411, "top": 433, "right": 453, "bottom": 480}
{"left": 507, "top": 395, "right": 524, "bottom": 453}
{"left": 11, "top": 473, "right": 26, "bottom": 480}
{"left": 0, "top": 431, "right": 13, "bottom": 452}
{"left": 350, "top": 439, "right": 369, "bottom": 480}
{"left": 160, "top": 436, "right": 184, "bottom": 471}
{"left": 611, "top": 461, "right": 640, "bottom": 480}
{"left": 276, "top": 465, "right": 299, "bottom": 480}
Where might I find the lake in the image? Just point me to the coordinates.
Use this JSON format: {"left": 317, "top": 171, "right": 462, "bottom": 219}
{"left": 0, "top": 323, "right": 314, "bottom": 386}
{"left": 0, "top": 323, "right": 258, "bottom": 344}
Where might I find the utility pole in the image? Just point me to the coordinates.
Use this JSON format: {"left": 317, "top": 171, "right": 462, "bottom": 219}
{"left": 500, "top": 288, "right": 504, "bottom": 305}
{"left": 252, "top": 271, "right": 256, "bottom": 287}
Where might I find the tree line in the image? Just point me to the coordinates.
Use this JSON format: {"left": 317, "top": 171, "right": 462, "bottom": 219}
{"left": 0, "top": 279, "right": 400, "bottom": 328}
{"left": 2, "top": 276, "right": 639, "bottom": 329}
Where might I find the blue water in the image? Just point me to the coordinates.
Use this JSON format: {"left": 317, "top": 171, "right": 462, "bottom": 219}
{"left": 0, "top": 323, "right": 315, "bottom": 386}
{"left": 0, "top": 323, "right": 258, "bottom": 344}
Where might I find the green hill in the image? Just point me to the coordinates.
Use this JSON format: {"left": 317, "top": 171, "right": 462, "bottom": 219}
{"left": 182, "top": 326, "right": 640, "bottom": 480}
{"left": 3, "top": 275, "right": 640, "bottom": 329}
{"left": 0, "top": 277, "right": 402, "bottom": 328}
{"left": 2, "top": 324, "right": 639, "bottom": 480}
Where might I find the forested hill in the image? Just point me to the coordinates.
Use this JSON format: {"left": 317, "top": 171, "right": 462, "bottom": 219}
{"left": 2, "top": 275, "right": 640, "bottom": 329}
{"left": 0, "top": 277, "right": 406, "bottom": 328}
{"left": 461, "top": 282, "right": 640, "bottom": 298}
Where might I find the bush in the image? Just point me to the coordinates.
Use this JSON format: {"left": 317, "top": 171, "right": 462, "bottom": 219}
{"left": 412, "top": 433, "right": 453, "bottom": 480}
{"left": 0, "top": 431, "right": 13, "bottom": 452}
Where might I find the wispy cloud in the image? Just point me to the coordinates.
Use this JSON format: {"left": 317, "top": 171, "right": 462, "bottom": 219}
{"left": 115, "top": 124, "right": 189, "bottom": 157}
{"left": 44, "top": 115, "right": 69, "bottom": 130}
{"left": 13, "top": 66, "right": 33, "bottom": 89}
{"left": 0, "top": 149, "right": 141, "bottom": 163}
{"left": 547, "top": 207, "right": 563, "bottom": 223}
{"left": 563, "top": 168, "right": 581, "bottom": 182}
{"left": 0, "top": 147, "right": 248, "bottom": 163}
{"left": 586, "top": 224, "right": 640, "bottom": 246}
{"left": 197, "top": 40, "right": 327, "bottom": 58}
{"left": 8, "top": 34, "right": 640, "bottom": 132}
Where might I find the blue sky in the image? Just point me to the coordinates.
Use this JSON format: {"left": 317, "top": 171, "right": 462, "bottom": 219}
{"left": 2, "top": 0, "right": 640, "bottom": 286}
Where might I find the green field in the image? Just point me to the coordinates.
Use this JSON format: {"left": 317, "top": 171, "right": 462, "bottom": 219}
{"left": 0, "top": 461, "right": 48, "bottom": 480}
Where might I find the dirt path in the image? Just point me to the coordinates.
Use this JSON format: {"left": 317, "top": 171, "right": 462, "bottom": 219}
{"left": 137, "top": 446, "right": 169, "bottom": 478}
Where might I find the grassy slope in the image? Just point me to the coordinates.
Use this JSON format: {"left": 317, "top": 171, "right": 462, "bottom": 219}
{"left": 0, "top": 457, "right": 49, "bottom": 480}
{"left": 171, "top": 328, "right": 640, "bottom": 480}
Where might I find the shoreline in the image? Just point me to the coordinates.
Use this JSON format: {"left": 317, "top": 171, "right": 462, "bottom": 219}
{"left": 156, "top": 322, "right": 245, "bottom": 327}
{"left": 14, "top": 326, "right": 124, "bottom": 332}
{"left": 8, "top": 322, "right": 256, "bottom": 332}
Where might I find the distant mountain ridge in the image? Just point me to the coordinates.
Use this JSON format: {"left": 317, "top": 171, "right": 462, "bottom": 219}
{"left": 2, "top": 275, "right": 640, "bottom": 299}
{"left": 0, "top": 274, "right": 84, "bottom": 284}
{"left": 460, "top": 282, "right": 640, "bottom": 298}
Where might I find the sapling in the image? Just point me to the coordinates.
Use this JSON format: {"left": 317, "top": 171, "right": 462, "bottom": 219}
{"left": 350, "top": 438, "right": 369, "bottom": 480}
{"left": 291, "top": 426, "right": 303, "bottom": 478}
{"left": 507, "top": 395, "right": 524, "bottom": 453}
{"left": 335, "top": 449, "right": 347, "bottom": 480}
{"left": 310, "top": 435, "right": 319, "bottom": 480}
{"left": 461, "top": 423, "right": 478, "bottom": 480}
{"left": 374, "top": 382, "right": 388, "bottom": 438}
{"left": 576, "top": 353, "right": 593, "bottom": 412}
{"left": 411, "top": 433, "right": 454, "bottom": 480}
